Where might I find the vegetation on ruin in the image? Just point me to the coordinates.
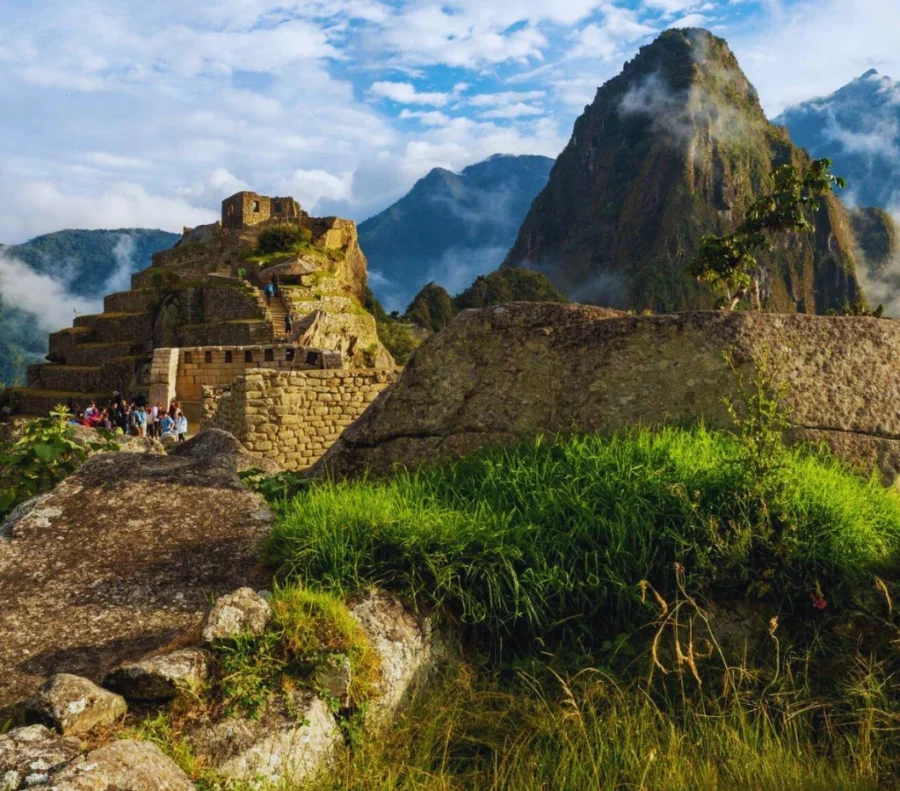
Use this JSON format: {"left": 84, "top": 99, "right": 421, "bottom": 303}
{"left": 257, "top": 223, "right": 309, "bottom": 254}
{"left": 0, "top": 405, "right": 119, "bottom": 519}
{"left": 405, "top": 269, "right": 567, "bottom": 333}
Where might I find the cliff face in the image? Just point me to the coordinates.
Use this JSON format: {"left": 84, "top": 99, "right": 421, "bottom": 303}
{"left": 502, "top": 28, "right": 862, "bottom": 314}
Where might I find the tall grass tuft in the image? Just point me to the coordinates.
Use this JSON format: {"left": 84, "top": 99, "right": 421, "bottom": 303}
{"left": 266, "top": 428, "right": 900, "bottom": 656}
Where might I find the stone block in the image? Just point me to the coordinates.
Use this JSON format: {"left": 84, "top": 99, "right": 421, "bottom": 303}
{"left": 25, "top": 674, "right": 127, "bottom": 736}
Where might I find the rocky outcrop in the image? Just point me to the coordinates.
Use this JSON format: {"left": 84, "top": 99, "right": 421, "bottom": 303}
{"left": 317, "top": 303, "right": 900, "bottom": 484}
{"left": 50, "top": 740, "right": 194, "bottom": 790}
{"left": 188, "top": 691, "right": 340, "bottom": 787}
{"left": 0, "top": 727, "right": 194, "bottom": 791}
{"left": 201, "top": 588, "right": 272, "bottom": 644}
{"left": 25, "top": 675, "right": 126, "bottom": 736}
{"left": 0, "top": 451, "right": 273, "bottom": 710}
{"left": 104, "top": 649, "right": 212, "bottom": 702}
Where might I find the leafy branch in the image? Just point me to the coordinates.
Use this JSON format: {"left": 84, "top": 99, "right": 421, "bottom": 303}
{"left": 687, "top": 158, "right": 846, "bottom": 310}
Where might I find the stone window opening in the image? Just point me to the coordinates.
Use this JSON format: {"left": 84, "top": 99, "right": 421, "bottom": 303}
{"left": 245, "top": 350, "right": 253, "bottom": 363}
{"left": 204, "top": 351, "right": 213, "bottom": 364}
{"left": 306, "top": 351, "right": 321, "bottom": 367}
{"left": 285, "top": 348, "right": 295, "bottom": 362}
{"left": 264, "top": 348, "right": 275, "bottom": 362}
{"left": 227, "top": 204, "right": 234, "bottom": 216}
{"left": 274, "top": 201, "right": 282, "bottom": 213}
{"left": 225, "top": 351, "right": 233, "bottom": 363}
{"left": 184, "top": 352, "right": 192, "bottom": 364}
{"left": 252, "top": 200, "right": 260, "bottom": 212}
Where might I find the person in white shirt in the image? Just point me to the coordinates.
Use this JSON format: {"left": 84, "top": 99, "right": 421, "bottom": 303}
{"left": 175, "top": 411, "right": 188, "bottom": 442}
{"left": 83, "top": 401, "right": 97, "bottom": 421}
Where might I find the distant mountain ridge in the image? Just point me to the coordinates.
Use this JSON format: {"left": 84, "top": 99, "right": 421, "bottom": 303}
{"left": 503, "top": 28, "right": 863, "bottom": 314}
{"left": 0, "top": 228, "right": 179, "bottom": 385}
{"left": 775, "top": 69, "right": 900, "bottom": 211}
{"left": 359, "top": 154, "right": 554, "bottom": 311}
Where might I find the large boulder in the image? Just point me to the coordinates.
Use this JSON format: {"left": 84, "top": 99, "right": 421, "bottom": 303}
{"left": 25, "top": 674, "right": 126, "bottom": 735}
{"left": 316, "top": 304, "right": 900, "bottom": 483}
{"left": 104, "top": 649, "right": 212, "bottom": 702}
{"left": 0, "top": 452, "right": 273, "bottom": 710}
{"left": 0, "top": 725, "right": 81, "bottom": 789}
{"left": 169, "top": 429, "right": 280, "bottom": 474}
{"left": 51, "top": 740, "right": 195, "bottom": 790}
{"left": 188, "top": 692, "right": 339, "bottom": 787}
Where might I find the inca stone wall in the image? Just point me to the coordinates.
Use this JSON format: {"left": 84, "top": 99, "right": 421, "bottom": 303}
{"left": 202, "top": 369, "right": 395, "bottom": 470}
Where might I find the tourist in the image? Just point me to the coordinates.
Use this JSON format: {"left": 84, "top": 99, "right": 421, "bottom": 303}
{"left": 83, "top": 401, "right": 97, "bottom": 421}
{"left": 175, "top": 411, "right": 188, "bottom": 442}
{"left": 149, "top": 402, "right": 159, "bottom": 438}
{"left": 285, "top": 313, "right": 293, "bottom": 336}
{"left": 160, "top": 411, "right": 176, "bottom": 439}
{"left": 130, "top": 403, "right": 146, "bottom": 437}
{"left": 264, "top": 281, "right": 274, "bottom": 305}
{"left": 99, "top": 409, "right": 113, "bottom": 431}
{"left": 168, "top": 399, "right": 179, "bottom": 420}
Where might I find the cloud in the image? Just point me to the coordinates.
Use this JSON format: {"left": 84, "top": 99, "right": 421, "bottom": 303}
{"left": 369, "top": 81, "right": 451, "bottom": 107}
{"left": 0, "top": 252, "right": 100, "bottom": 333}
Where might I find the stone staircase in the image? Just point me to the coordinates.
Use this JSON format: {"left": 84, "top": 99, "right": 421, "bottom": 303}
{"left": 266, "top": 292, "right": 291, "bottom": 340}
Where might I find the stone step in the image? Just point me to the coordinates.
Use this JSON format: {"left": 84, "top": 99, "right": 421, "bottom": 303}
{"left": 103, "top": 289, "right": 154, "bottom": 314}
{"left": 27, "top": 364, "right": 103, "bottom": 393}
{"left": 47, "top": 327, "right": 92, "bottom": 362}
{"left": 86, "top": 312, "right": 155, "bottom": 344}
{"left": 7, "top": 388, "right": 111, "bottom": 418}
{"left": 68, "top": 342, "right": 142, "bottom": 366}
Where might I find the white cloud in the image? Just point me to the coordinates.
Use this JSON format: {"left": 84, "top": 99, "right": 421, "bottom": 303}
{"left": 370, "top": 81, "right": 451, "bottom": 106}
{"left": 0, "top": 252, "right": 101, "bottom": 332}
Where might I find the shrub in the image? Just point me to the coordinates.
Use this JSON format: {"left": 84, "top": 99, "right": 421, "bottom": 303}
{"left": 265, "top": 428, "right": 900, "bottom": 657}
{"left": 256, "top": 223, "right": 304, "bottom": 254}
{"left": 0, "top": 406, "right": 119, "bottom": 519}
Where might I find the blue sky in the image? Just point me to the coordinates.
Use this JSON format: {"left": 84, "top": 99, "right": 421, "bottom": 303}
{"left": 0, "top": 0, "right": 898, "bottom": 244}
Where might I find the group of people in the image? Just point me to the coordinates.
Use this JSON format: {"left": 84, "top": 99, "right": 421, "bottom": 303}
{"left": 68, "top": 394, "right": 188, "bottom": 441}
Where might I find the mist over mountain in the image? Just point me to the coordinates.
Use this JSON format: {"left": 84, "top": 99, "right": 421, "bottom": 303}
{"left": 775, "top": 70, "right": 900, "bottom": 211}
{"left": 0, "top": 228, "right": 178, "bottom": 385}
{"left": 503, "top": 28, "right": 863, "bottom": 314}
{"left": 359, "top": 154, "right": 554, "bottom": 312}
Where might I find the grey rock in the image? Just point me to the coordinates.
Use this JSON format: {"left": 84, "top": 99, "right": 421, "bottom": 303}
{"left": 350, "top": 590, "right": 452, "bottom": 729}
{"left": 104, "top": 649, "right": 212, "bottom": 702}
{"left": 0, "top": 494, "right": 54, "bottom": 540}
{"left": 51, "top": 740, "right": 195, "bottom": 790}
{"left": 202, "top": 588, "right": 272, "bottom": 644}
{"left": 25, "top": 675, "right": 127, "bottom": 736}
{"left": 314, "top": 655, "right": 352, "bottom": 708}
{"left": 0, "top": 725, "right": 81, "bottom": 790}
{"left": 188, "top": 692, "right": 338, "bottom": 787}
{"left": 316, "top": 305, "right": 900, "bottom": 485}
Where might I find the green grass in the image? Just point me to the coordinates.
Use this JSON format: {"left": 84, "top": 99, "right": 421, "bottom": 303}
{"left": 310, "top": 662, "right": 893, "bottom": 791}
{"left": 212, "top": 585, "right": 380, "bottom": 718}
{"left": 265, "top": 428, "right": 900, "bottom": 657}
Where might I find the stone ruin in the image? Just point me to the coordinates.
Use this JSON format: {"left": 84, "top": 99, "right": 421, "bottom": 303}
{"left": 6, "top": 191, "right": 397, "bottom": 470}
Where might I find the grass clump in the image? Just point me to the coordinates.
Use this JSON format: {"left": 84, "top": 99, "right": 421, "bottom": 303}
{"left": 266, "top": 428, "right": 900, "bottom": 657}
{"left": 257, "top": 223, "right": 307, "bottom": 254}
{"left": 312, "top": 662, "right": 894, "bottom": 791}
{"left": 213, "top": 584, "right": 380, "bottom": 717}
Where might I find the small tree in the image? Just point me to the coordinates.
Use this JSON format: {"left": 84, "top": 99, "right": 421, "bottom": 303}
{"left": 687, "top": 158, "right": 846, "bottom": 310}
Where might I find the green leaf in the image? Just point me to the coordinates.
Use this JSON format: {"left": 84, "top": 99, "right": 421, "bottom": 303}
{"left": 32, "top": 443, "right": 59, "bottom": 462}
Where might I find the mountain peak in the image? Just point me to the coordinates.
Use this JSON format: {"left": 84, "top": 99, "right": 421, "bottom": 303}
{"left": 503, "top": 29, "right": 861, "bottom": 314}
{"left": 861, "top": 68, "right": 880, "bottom": 79}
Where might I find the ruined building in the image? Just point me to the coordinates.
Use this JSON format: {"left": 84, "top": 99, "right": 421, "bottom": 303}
{"left": 8, "top": 192, "right": 397, "bottom": 469}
